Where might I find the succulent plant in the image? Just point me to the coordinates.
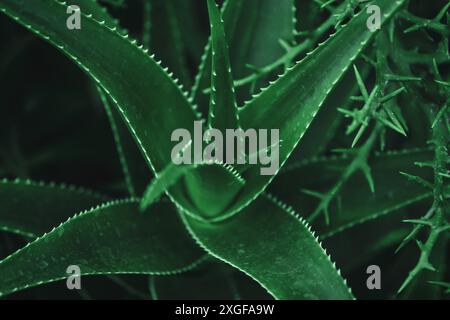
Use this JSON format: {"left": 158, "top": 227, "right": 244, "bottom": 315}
{"left": 0, "top": 0, "right": 448, "bottom": 300}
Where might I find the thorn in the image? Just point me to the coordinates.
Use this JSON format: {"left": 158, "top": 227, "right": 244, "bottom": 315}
{"left": 399, "top": 172, "right": 433, "bottom": 190}
{"left": 403, "top": 219, "right": 433, "bottom": 227}
{"left": 360, "top": 163, "right": 375, "bottom": 193}
{"left": 301, "top": 189, "right": 324, "bottom": 199}
{"left": 380, "top": 87, "right": 406, "bottom": 103}
{"left": 351, "top": 124, "right": 367, "bottom": 148}
{"left": 353, "top": 65, "right": 369, "bottom": 101}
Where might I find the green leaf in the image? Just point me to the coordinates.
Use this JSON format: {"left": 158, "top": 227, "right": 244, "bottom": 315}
{"left": 173, "top": 0, "right": 406, "bottom": 220}
{"left": 98, "top": 0, "right": 125, "bottom": 8}
{"left": 142, "top": 162, "right": 245, "bottom": 219}
{"left": 67, "top": 0, "right": 121, "bottom": 30}
{"left": 150, "top": 0, "right": 192, "bottom": 88}
{"left": 228, "top": 0, "right": 295, "bottom": 77}
{"left": 207, "top": 0, "right": 238, "bottom": 130}
{"left": 289, "top": 61, "right": 370, "bottom": 161}
{"left": 182, "top": 193, "right": 354, "bottom": 300}
{"left": 0, "top": 0, "right": 222, "bottom": 218}
{"left": 0, "top": 199, "right": 205, "bottom": 297}
{"left": 140, "top": 162, "right": 197, "bottom": 211}
{"left": 0, "top": 0, "right": 198, "bottom": 175}
{"left": 221, "top": 0, "right": 407, "bottom": 218}
{"left": 97, "top": 86, "right": 152, "bottom": 197}
{"left": 191, "top": 0, "right": 295, "bottom": 112}
{"left": 0, "top": 179, "right": 106, "bottom": 238}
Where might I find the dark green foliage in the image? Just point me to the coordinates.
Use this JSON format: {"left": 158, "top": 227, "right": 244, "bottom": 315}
{"left": 0, "top": 0, "right": 448, "bottom": 300}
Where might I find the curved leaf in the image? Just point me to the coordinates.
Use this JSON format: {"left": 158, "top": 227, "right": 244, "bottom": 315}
{"left": 142, "top": 162, "right": 245, "bottom": 219}
{"left": 0, "top": 199, "right": 205, "bottom": 297}
{"left": 182, "top": 194, "right": 354, "bottom": 300}
{"left": 0, "top": 0, "right": 198, "bottom": 175}
{"left": 0, "top": 0, "right": 222, "bottom": 219}
{"left": 0, "top": 179, "right": 105, "bottom": 238}
{"left": 220, "top": 0, "right": 407, "bottom": 218}
{"left": 66, "top": 0, "right": 121, "bottom": 31}
{"left": 141, "top": 162, "right": 197, "bottom": 211}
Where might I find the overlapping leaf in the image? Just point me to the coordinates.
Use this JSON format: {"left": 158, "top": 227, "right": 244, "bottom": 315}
{"left": 221, "top": 0, "right": 408, "bottom": 218}
{"left": 0, "top": 0, "right": 197, "bottom": 175}
{"left": 182, "top": 193, "right": 354, "bottom": 300}
{"left": 0, "top": 0, "right": 225, "bottom": 217}
{"left": 0, "top": 199, "right": 205, "bottom": 297}
{"left": 191, "top": 0, "right": 295, "bottom": 111}
{"left": 207, "top": 0, "right": 238, "bottom": 130}
{"left": 0, "top": 179, "right": 105, "bottom": 238}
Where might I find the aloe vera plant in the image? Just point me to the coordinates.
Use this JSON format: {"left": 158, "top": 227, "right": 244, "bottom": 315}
{"left": 0, "top": 0, "right": 448, "bottom": 300}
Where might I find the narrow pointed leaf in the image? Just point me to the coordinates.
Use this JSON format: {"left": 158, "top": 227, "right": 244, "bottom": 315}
{"left": 207, "top": 0, "right": 238, "bottom": 130}
{"left": 150, "top": 0, "right": 192, "bottom": 88}
{"left": 97, "top": 87, "right": 152, "bottom": 197}
{"left": 191, "top": 0, "right": 295, "bottom": 112}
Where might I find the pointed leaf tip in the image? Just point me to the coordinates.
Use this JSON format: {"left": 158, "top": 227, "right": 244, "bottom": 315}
{"left": 207, "top": 0, "right": 239, "bottom": 131}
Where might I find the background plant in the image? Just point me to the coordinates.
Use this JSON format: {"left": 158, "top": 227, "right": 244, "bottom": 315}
{"left": 0, "top": 0, "right": 448, "bottom": 299}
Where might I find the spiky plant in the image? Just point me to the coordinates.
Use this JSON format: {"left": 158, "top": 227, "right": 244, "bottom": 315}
{"left": 0, "top": 0, "right": 448, "bottom": 300}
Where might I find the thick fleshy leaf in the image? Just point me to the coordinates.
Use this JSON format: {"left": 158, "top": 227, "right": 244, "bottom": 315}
{"left": 166, "top": 0, "right": 243, "bottom": 217}
{"left": 182, "top": 194, "right": 354, "bottom": 300}
{"left": 170, "top": 0, "right": 406, "bottom": 221}
{"left": 207, "top": 0, "right": 238, "bottom": 130}
{"left": 141, "top": 162, "right": 196, "bottom": 210}
{"left": 142, "top": 162, "right": 245, "bottom": 218}
{"left": 0, "top": 0, "right": 230, "bottom": 218}
{"left": 0, "top": 0, "right": 123, "bottom": 188}
{"left": 66, "top": 0, "right": 119, "bottom": 28}
{"left": 191, "top": 0, "right": 295, "bottom": 112}
{"left": 219, "top": 0, "right": 407, "bottom": 218}
{"left": 288, "top": 62, "right": 370, "bottom": 161}
{"left": 0, "top": 0, "right": 197, "bottom": 175}
{"left": 157, "top": 0, "right": 406, "bottom": 221}
{"left": 0, "top": 199, "right": 205, "bottom": 297}
{"left": 0, "top": 179, "right": 106, "bottom": 238}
